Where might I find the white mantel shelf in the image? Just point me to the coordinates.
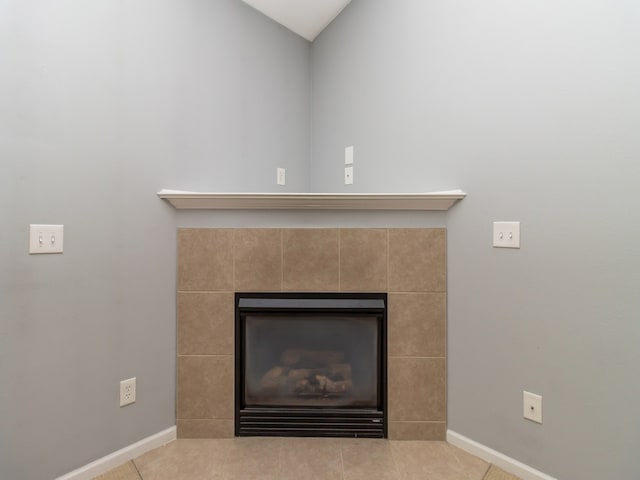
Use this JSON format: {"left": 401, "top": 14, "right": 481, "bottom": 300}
{"left": 157, "top": 189, "right": 466, "bottom": 211}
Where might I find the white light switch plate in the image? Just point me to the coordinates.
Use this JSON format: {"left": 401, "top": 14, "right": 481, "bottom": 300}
{"left": 523, "top": 390, "right": 542, "bottom": 424}
{"left": 345, "top": 145, "right": 354, "bottom": 165}
{"left": 493, "top": 221, "right": 520, "bottom": 248}
{"left": 29, "top": 224, "right": 64, "bottom": 254}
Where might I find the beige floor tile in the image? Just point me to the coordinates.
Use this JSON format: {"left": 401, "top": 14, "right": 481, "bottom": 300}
{"left": 450, "top": 445, "right": 493, "bottom": 479}
{"left": 483, "top": 465, "right": 522, "bottom": 480}
{"left": 341, "top": 440, "right": 400, "bottom": 480}
{"left": 93, "top": 461, "right": 140, "bottom": 480}
{"left": 390, "top": 441, "right": 489, "bottom": 480}
{"left": 277, "top": 437, "right": 343, "bottom": 480}
{"left": 134, "top": 439, "right": 229, "bottom": 480}
{"left": 127, "top": 437, "right": 496, "bottom": 480}
{"left": 220, "top": 437, "right": 284, "bottom": 480}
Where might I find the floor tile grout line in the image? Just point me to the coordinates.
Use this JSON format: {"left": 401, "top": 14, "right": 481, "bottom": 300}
{"left": 339, "top": 443, "right": 346, "bottom": 480}
{"left": 131, "top": 459, "right": 143, "bottom": 480}
{"left": 388, "top": 442, "right": 403, "bottom": 480}
{"left": 481, "top": 464, "right": 492, "bottom": 480}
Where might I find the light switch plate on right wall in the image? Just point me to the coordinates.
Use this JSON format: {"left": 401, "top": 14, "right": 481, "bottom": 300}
{"left": 493, "top": 221, "right": 520, "bottom": 248}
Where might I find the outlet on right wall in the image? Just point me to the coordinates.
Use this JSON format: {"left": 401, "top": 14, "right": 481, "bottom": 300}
{"left": 310, "top": 1, "right": 640, "bottom": 479}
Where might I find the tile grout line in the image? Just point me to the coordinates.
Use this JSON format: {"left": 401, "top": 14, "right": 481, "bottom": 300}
{"left": 387, "top": 355, "right": 446, "bottom": 359}
{"left": 481, "top": 464, "right": 493, "bottom": 480}
{"left": 177, "top": 290, "right": 237, "bottom": 294}
{"left": 338, "top": 229, "right": 341, "bottom": 291}
{"left": 177, "top": 353, "right": 233, "bottom": 356}
{"left": 386, "top": 229, "right": 390, "bottom": 293}
{"left": 232, "top": 229, "right": 236, "bottom": 292}
{"left": 388, "top": 442, "right": 403, "bottom": 480}
{"left": 131, "top": 459, "right": 143, "bottom": 480}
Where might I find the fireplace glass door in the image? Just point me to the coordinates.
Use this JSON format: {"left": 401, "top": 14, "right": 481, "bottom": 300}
{"left": 236, "top": 293, "right": 387, "bottom": 438}
{"left": 244, "top": 315, "right": 378, "bottom": 408}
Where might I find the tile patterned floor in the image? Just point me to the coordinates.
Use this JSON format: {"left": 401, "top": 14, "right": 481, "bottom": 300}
{"left": 95, "top": 438, "right": 521, "bottom": 480}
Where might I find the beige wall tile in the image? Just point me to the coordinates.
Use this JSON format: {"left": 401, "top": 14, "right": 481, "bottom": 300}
{"left": 175, "top": 227, "right": 448, "bottom": 439}
{"left": 177, "top": 229, "right": 234, "bottom": 291}
{"left": 388, "top": 357, "right": 446, "bottom": 421}
{"left": 339, "top": 229, "right": 388, "bottom": 292}
{"left": 388, "top": 229, "right": 446, "bottom": 292}
{"left": 234, "top": 229, "right": 282, "bottom": 291}
{"left": 177, "top": 355, "right": 233, "bottom": 419}
{"left": 177, "top": 419, "right": 234, "bottom": 439}
{"left": 178, "top": 293, "right": 234, "bottom": 355}
{"left": 283, "top": 229, "right": 339, "bottom": 291}
{"left": 388, "top": 293, "right": 446, "bottom": 357}
{"left": 388, "top": 421, "right": 446, "bottom": 440}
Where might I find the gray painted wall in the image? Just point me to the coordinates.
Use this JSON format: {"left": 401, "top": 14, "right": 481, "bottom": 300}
{"left": 0, "top": 1, "right": 310, "bottom": 478}
{"left": 4, "top": 0, "right": 639, "bottom": 478}
{"left": 311, "top": 1, "right": 640, "bottom": 479}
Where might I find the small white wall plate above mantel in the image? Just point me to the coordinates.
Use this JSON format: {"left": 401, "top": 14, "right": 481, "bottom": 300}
{"left": 157, "top": 189, "right": 466, "bottom": 211}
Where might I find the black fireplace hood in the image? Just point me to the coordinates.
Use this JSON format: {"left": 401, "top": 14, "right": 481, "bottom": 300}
{"left": 237, "top": 294, "right": 385, "bottom": 312}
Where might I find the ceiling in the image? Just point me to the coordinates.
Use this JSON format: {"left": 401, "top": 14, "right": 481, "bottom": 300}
{"left": 240, "top": 0, "right": 352, "bottom": 42}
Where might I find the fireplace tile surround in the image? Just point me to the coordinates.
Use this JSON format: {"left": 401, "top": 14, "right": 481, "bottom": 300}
{"left": 177, "top": 228, "right": 446, "bottom": 440}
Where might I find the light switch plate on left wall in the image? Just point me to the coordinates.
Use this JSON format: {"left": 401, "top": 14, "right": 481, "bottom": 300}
{"left": 29, "top": 224, "right": 64, "bottom": 254}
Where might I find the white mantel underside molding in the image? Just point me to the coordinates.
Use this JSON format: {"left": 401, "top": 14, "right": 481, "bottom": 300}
{"left": 157, "top": 189, "right": 466, "bottom": 211}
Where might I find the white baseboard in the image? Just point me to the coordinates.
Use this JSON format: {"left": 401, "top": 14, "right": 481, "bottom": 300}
{"left": 447, "top": 430, "right": 557, "bottom": 480}
{"left": 56, "top": 426, "right": 176, "bottom": 480}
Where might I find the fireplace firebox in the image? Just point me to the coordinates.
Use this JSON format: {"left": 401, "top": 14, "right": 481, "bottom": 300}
{"left": 235, "top": 293, "right": 387, "bottom": 438}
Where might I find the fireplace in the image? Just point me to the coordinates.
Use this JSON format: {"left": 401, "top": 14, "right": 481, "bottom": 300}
{"left": 177, "top": 228, "right": 446, "bottom": 441}
{"left": 235, "top": 292, "right": 387, "bottom": 438}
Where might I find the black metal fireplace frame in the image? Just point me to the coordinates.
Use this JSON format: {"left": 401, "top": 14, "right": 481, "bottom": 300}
{"left": 235, "top": 292, "right": 387, "bottom": 438}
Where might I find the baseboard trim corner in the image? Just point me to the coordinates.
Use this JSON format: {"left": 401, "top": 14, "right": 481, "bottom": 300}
{"left": 56, "top": 426, "right": 176, "bottom": 480}
{"left": 447, "top": 430, "right": 557, "bottom": 480}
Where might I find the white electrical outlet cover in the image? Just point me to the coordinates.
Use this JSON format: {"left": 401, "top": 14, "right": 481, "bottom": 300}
{"left": 277, "top": 167, "right": 286, "bottom": 186}
{"left": 345, "top": 166, "right": 354, "bottom": 185}
{"left": 29, "top": 224, "right": 64, "bottom": 254}
{"left": 523, "top": 390, "right": 542, "bottom": 424}
{"left": 493, "top": 221, "right": 520, "bottom": 248}
{"left": 120, "top": 377, "right": 137, "bottom": 407}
